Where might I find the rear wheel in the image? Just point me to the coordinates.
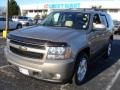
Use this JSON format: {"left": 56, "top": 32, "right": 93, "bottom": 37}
{"left": 16, "top": 24, "right": 22, "bottom": 29}
{"left": 26, "top": 23, "right": 29, "bottom": 26}
{"left": 73, "top": 53, "right": 89, "bottom": 85}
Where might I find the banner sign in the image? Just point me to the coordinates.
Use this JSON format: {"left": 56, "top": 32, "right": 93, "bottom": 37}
{"left": 48, "top": 3, "right": 80, "bottom": 9}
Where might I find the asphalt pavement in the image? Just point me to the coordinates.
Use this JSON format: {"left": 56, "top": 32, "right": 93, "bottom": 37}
{"left": 0, "top": 35, "right": 120, "bottom": 90}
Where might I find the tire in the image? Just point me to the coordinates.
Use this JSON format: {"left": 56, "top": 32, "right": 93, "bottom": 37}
{"left": 26, "top": 23, "right": 29, "bottom": 26}
{"left": 104, "top": 41, "right": 112, "bottom": 58}
{"left": 73, "top": 53, "right": 89, "bottom": 85}
{"left": 16, "top": 24, "right": 22, "bottom": 29}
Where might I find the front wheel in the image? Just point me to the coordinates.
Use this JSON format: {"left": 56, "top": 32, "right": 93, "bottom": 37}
{"left": 73, "top": 53, "right": 89, "bottom": 85}
{"left": 26, "top": 23, "right": 29, "bottom": 26}
{"left": 16, "top": 24, "right": 22, "bottom": 29}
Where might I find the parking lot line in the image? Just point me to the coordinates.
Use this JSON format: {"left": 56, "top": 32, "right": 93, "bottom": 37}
{"left": 106, "top": 69, "right": 120, "bottom": 90}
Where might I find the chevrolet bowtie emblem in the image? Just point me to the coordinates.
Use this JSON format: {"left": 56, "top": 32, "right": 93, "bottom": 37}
{"left": 19, "top": 46, "right": 27, "bottom": 51}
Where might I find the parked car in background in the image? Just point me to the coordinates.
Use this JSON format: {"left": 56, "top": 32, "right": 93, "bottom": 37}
{"left": 12, "top": 16, "right": 34, "bottom": 26}
{"left": 0, "top": 16, "right": 22, "bottom": 30}
{"left": 113, "top": 20, "right": 120, "bottom": 34}
{"left": 34, "top": 18, "right": 44, "bottom": 24}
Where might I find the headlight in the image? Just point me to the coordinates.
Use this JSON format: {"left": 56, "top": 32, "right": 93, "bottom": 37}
{"left": 47, "top": 47, "right": 72, "bottom": 60}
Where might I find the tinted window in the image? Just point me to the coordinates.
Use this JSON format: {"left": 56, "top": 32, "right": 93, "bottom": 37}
{"left": 93, "top": 14, "right": 101, "bottom": 24}
{"left": 74, "top": 13, "right": 89, "bottom": 29}
{"left": 107, "top": 14, "right": 114, "bottom": 29}
{"left": 100, "top": 15, "right": 108, "bottom": 27}
{"left": 0, "top": 17, "right": 6, "bottom": 21}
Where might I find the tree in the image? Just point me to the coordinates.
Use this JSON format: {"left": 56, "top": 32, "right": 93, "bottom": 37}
{"left": 9, "top": 0, "right": 21, "bottom": 17}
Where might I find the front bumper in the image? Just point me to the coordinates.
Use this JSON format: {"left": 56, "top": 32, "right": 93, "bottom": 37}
{"left": 4, "top": 47, "right": 74, "bottom": 83}
{"left": 19, "top": 21, "right": 29, "bottom": 26}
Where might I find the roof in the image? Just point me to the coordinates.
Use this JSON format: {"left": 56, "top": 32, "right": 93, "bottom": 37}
{"left": 53, "top": 8, "right": 107, "bottom": 14}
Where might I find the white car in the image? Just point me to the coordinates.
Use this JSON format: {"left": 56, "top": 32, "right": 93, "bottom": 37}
{"left": 0, "top": 16, "right": 22, "bottom": 30}
{"left": 12, "top": 16, "right": 34, "bottom": 26}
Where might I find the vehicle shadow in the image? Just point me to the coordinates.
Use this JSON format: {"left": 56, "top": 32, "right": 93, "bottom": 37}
{"left": 84, "top": 39, "right": 120, "bottom": 84}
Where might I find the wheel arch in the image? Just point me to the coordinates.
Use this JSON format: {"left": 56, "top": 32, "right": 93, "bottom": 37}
{"left": 16, "top": 23, "right": 22, "bottom": 29}
{"left": 71, "top": 47, "right": 90, "bottom": 84}
{"left": 75, "top": 47, "right": 90, "bottom": 61}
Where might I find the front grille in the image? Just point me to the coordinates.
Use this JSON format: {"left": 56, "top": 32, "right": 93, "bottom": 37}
{"left": 8, "top": 34, "right": 68, "bottom": 47}
{"left": 10, "top": 40, "right": 45, "bottom": 50}
{"left": 8, "top": 35, "right": 68, "bottom": 60}
{"left": 10, "top": 46, "right": 44, "bottom": 59}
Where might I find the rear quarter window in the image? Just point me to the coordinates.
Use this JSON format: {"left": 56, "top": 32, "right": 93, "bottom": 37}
{"left": 100, "top": 14, "right": 108, "bottom": 28}
{"left": 106, "top": 14, "right": 114, "bottom": 29}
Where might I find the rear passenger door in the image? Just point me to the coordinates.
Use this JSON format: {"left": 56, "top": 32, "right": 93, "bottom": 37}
{"left": 100, "top": 14, "right": 110, "bottom": 46}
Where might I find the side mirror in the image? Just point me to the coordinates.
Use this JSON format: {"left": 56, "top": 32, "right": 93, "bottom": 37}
{"left": 93, "top": 23, "right": 106, "bottom": 30}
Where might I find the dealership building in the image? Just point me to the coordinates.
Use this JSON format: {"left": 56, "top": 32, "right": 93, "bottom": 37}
{"left": 20, "top": 0, "right": 120, "bottom": 21}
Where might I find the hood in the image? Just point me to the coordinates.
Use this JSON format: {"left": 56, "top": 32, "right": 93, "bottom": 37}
{"left": 9, "top": 26, "right": 86, "bottom": 43}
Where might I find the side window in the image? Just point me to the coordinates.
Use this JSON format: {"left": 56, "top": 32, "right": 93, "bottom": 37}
{"left": 52, "top": 13, "right": 60, "bottom": 25}
{"left": 107, "top": 14, "right": 114, "bottom": 29}
{"left": 93, "top": 14, "right": 101, "bottom": 24}
{"left": 74, "top": 13, "right": 89, "bottom": 29}
{"left": 0, "top": 18, "right": 6, "bottom": 21}
{"left": 100, "top": 15, "right": 108, "bottom": 27}
{"left": 53, "top": 13, "right": 60, "bottom": 23}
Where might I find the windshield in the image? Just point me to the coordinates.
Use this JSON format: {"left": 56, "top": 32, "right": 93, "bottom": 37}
{"left": 41, "top": 12, "right": 90, "bottom": 30}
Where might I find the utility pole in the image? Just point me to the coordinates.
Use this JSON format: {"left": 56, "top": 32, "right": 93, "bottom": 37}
{"left": 3, "top": 0, "right": 9, "bottom": 38}
{"left": 6, "top": 0, "right": 9, "bottom": 32}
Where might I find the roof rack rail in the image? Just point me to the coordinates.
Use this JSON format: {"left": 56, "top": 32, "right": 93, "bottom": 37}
{"left": 65, "top": 8, "right": 106, "bottom": 12}
{"left": 81, "top": 8, "right": 104, "bottom": 12}
{"left": 52, "top": 8, "right": 106, "bottom": 13}
{"left": 91, "top": 7, "right": 105, "bottom": 11}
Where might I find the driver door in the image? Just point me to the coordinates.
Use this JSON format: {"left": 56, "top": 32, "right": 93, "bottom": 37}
{"left": 9, "top": 19, "right": 15, "bottom": 29}
{"left": 88, "top": 13, "right": 104, "bottom": 54}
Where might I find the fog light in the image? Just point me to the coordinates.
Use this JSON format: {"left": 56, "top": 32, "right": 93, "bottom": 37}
{"left": 53, "top": 74, "right": 61, "bottom": 79}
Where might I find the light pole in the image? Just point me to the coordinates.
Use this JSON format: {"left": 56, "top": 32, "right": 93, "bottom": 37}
{"left": 3, "top": 0, "right": 9, "bottom": 38}
{"left": 6, "top": 0, "right": 9, "bottom": 32}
